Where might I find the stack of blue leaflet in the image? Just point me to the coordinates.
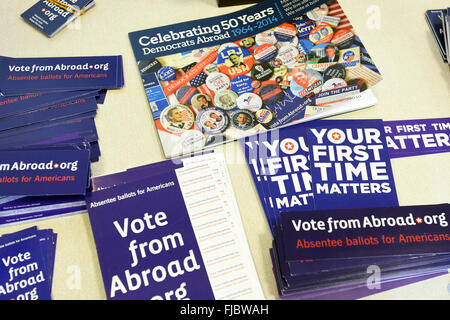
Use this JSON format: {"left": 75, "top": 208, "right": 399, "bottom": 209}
{"left": 240, "top": 119, "right": 449, "bottom": 299}
{"left": 0, "top": 55, "right": 124, "bottom": 227}
{"left": 0, "top": 227, "right": 57, "bottom": 300}
{"left": 271, "top": 204, "right": 450, "bottom": 300}
{"left": 21, "top": 0, "right": 96, "bottom": 38}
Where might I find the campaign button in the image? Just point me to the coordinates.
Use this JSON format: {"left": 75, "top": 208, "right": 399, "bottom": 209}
{"left": 332, "top": 29, "right": 355, "bottom": 49}
{"left": 214, "top": 90, "right": 239, "bottom": 110}
{"left": 274, "top": 65, "right": 288, "bottom": 78}
{"left": 176, "top": 86, "right": 199, "bottom": 105}
{"left": 204, "top": 63, "right": 219, "bottom": 75}
{"left": 308, "top": 43, "right": 340, "bottom": 64}
{"left": 230, "top": 75, "right": 254, "bottom": 95}
{"left": 236, "top": 92, "right": 263, "bottom": 112}
{"left": 160, "top": 104, "right": 195, "bottom": 133}
{"left": 321, "top": 78, "right": 347, "bottom": 91}
{"left": 274, "top": 23, "right": 298, "bottom": 42}
{"left": 218, "top": 42, "right": 240, "bottom": 53}
{"left": 239, "top": 37, "right": 256, "bottom": 49}
{"left": 205, "top": 72, "right": 230, "bottom": 92}
{"left": 195, "top": 107, "right": 230, "bottom": 135}
{"left": 290, "top": 69, "right": 323, "bottom": 98}
{"left": 257, "top": 82, "right": 285, "bottom": 105}
{"left": 307, "top": 4, "right": 329, "bottom": 21}
{"left": 255, "top": 108, "right": 274, "bottom": 124}
{"left": 255, "top": 30, "right": 278, "bottom": 45}
{"left": 230, "top": 110, "right": 256, "bottom": 130}
{"left": 254, "top": 44, "right": 278, "bottom": 62}
{"left": 191, "top": 93, "right": 214, "bottom": 112}
{"left": 298, "top": 39, "right": 315, "bottom": 55}
{"left": 276, "top": 46, "right": 299, "bottom": 68}
{"left": 309, "top": 25, "right": 334, "bottom": 45}
{"left": 157, "top": 66, "right": 176, "bottom": 81}
{"left": 138, "top": 58, "right": 162, "bottom": 74}
{"left": 294, "top": 19, "right": 316, "bottom": 39}
{"left": 217, "top": 46, "right": 254, "bottom": 77}
{"left": 251, "top": 63, "right": 274, "bottom": 82}
{"left": 323, "top": 63, "right": 347, "bottom": 82}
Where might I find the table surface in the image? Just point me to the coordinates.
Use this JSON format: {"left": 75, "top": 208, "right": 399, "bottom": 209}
{"left": 0, "top": 0, "right": 449, "bottom": 300}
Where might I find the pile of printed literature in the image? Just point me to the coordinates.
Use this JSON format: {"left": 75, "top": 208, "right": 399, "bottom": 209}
{"left": 0, "top": 55, "right": 124, "bottom": 227}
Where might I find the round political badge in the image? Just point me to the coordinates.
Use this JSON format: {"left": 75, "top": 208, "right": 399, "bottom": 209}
{"left": 274, "top": 65, "right": 288, "bottom": 78}
{"left": 298, "top": 39, "right": 315, "bottom": 55}
{"left": 276, "top": 46, "right": 300, "bottom": 68}
{"left": 294, "top": 19, "right": 316, "bottom": 39}
{"left": 204, "top": 63, "right": 219, "bottom": 75}
{"left": 294, "top": 54, "right": 307, "bottom": 70}
{"left": 257, "top": 82, "right": 285, "bottom": 105}
{"left": 157, "top": 66, "right": 176, "bottom": 81}
{"left": 214, "top": 90, "right": 239, "bottom": 110}
{"left": 218, "top": 42, "right": 240, "bottom": 53}
{"left": 321, "top": 78, "right": 347, "bottom": 91}
{"left": 255, "top": 30, "right": 278, "bottom": 45}
{"left": 176, "top": 86, "right": 199, "bottom": 106}
{"left": 306, "top": 4, "right": 329, "bottom": 21}
{"left": 138, "top": 58, "right": 162, "bottom": 75}
{"left": 179, "top": 130, "right": 206, "bottom": 153}
{"left": 347, "top": 78, "right": 368, "bottom": 92}
{"left": 251, "top": 63, "right": 274, "bottom": 82}
{"left": 191, "top": 93, "right": 213, "bottom": 111}
{"left": 217, "top": 46, "right": 254, "bottom": 77}
{"left": 236, "top": 92, "right": 263, "bottom": 112}
{"left": 239, "top": 37, "right": 256, "bottom": 49}
{"left": 274, "top": 23, "right": 298, "bottom": 42}
{"left": 255, "top": 108, "right": 274, "bottom": 124}
{"left": 278, "top": 36, "right": 299, "bottom": 48}
{"left": 290, "top": 69, "right": 323, "bottom": 98}
{"left": 253, "top": 44, "right": 278, "bottom": 62}
{"left": 230, "top": 75, "right": 254, "bottom": 95}
{"left": 230, "top": 110, "right": 256, "bottom": 130}
{"left": 160, "top": 104, "right": 195, "bottom": 133}
{"left": 323, "top": 63, "right": 347, "bottom": 82}
{"left": 251, "top": 80, "right": 261, "bottom": 89}
{"left": 309, "top": 25, "right": 334, "bottom": 45}
{"left": 205, "top": 72, "right": 230, "bottom": 92}
{"left": 331, "top": 29, "right": 355, "bottom": 49}
{"left": 196, "top": 107, "right": 229, "bottom": 135}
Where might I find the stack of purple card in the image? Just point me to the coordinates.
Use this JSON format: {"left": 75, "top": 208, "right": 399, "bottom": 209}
{"left": 0, "top": 226, "right": 57, "bottom": 300}
{"left": 0, "top": 55, "right": 124, "bottom": 227}
{"left": 272, "top": 204, "right": 450, "bottom": 300}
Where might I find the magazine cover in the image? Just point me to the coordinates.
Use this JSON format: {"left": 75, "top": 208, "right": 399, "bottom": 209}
{"left": 129, "top": 0, "right": 383, "bottom": 158}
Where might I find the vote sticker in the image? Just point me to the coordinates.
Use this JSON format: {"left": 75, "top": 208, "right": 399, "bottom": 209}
{"left": 307, "top": 4, "right": 329, "bottom": 21}
{"left": 255, "top": 108, "right": 274, "bottom": 124}
{"left": 196, "top": 107, "right": 229, "bottom": 135}
{"left": 309, "top": 25, "right": 334, "bottom": 45}
{"left": 236, "top": 92, "right": 263, "bottom": 112}
{"left": 230, "top": 76, "right": 254, "bottom": 95}
{"left": 160, "top": 104, "right": 195, "bottom": 133}
{"left": 157, "top": 66, "right": 176, "bottom": 81}
{"left": 274, "top": 23, "right": 298, "bottom": 42}
{"left": 176, "top": 86, "right": 199, "bottom": 105}
{"left": 191, "top": 93, "right": 213, "bottom": 112}
{"left": 138, "top": 58, "right": 162, "bottom": 75}
{"left": 230, "top": 110, "right": 256, "bottom": 130}
{"left": 295, "top": 19, "right": 316, "bottom": 39}
{"left": 254, "top": 44, "right": 278, "bottom": 62}
{"left": 276, "top": 46, "right": 300, "bottom": 68}
{"left": 323, "top": 63, "right": 347, "bottom": 82}
{"left": 251, "top": 63, "right": 274, "bottom": 82}
{"left": 217, "top": 46, "right": 254, "bottom": 77}
{"left": 214, "top": 90, "right": 239, "bottom": 110}
{"left": 206, "top": 72, "right": 230, "bottom": 92}
{"left": 257, "top": 82, "right": 285, "bottom": 105}
{"left": 255, "top": 30, "right": 278, "bottom": 45}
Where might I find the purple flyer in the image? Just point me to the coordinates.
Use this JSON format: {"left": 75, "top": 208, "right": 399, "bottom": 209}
{"left": 384, "top": 118, "right": 450, "bottom": 158}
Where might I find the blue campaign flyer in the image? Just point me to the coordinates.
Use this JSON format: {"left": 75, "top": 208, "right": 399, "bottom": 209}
{"left": 86, "top": 170, "right": 215, "bottom": 300}
{"left": 307, "top": 119, "right": 399, "bottom": 210}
